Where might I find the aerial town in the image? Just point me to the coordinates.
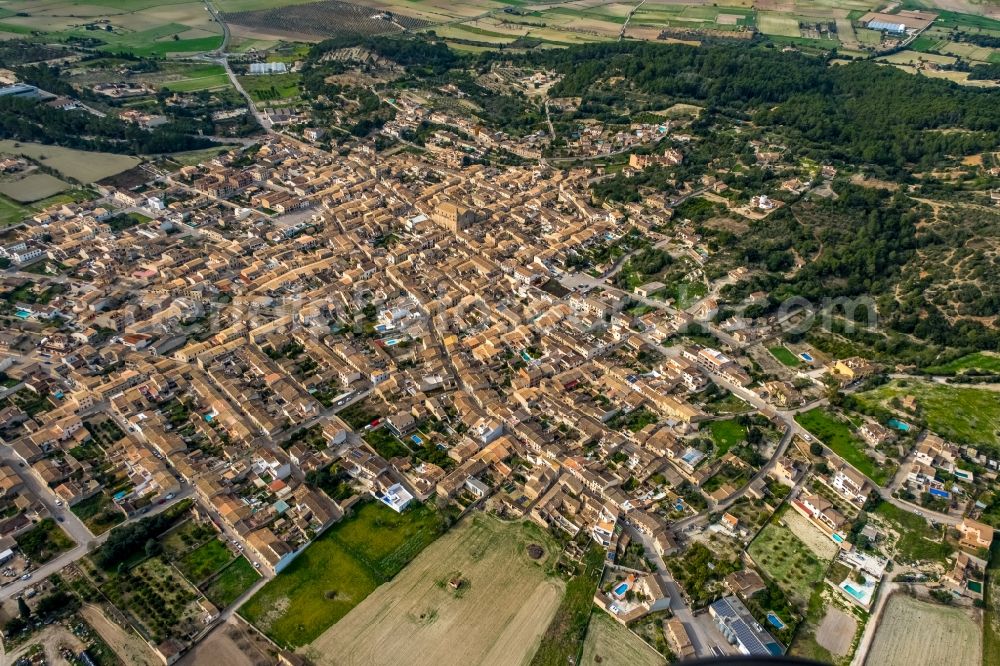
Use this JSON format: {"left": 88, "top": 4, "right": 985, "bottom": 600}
{"left": 1, "top": 1, "right": 1000, "bottom": 666}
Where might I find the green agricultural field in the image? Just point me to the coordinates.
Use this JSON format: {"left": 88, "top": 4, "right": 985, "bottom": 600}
{"left": 706, "top": 418, "right": 746, "bottom": 456}
{"left": 795, "top": 408, "right": 887, "bottom": 484}
{"left": 179, "top": 538, "right": 234, "bottom": 583}
{"left": 0, "top": 174, "right": 70, "bottom": 203}
{"left": 855, "top": 380, "right": 1000, "bottom": 452}
{"left": 158, "top": 64, "right": 231, "bottom": 92}
{"left": 241, "top": 501, "right": 445, "bottom": 647}
{"left": 757, "top": 12, "right": 802, "bottom": 38}
{"left": 934, "top": 10, "right": 1000, "bottom": 32}
{"left": 204, "top": 556, "right": 260, "bottom": 607}
{"left": 0, "top": 194, "right": 27, "bottom": 228}
{"left": 748, "top": 523, "right": 827, "bottom": 603}
{"left": 769, "top": 346, "right": 802, "bottom": 367}
{"left": 237, "top": 73, "right": 302, "bottom": 102}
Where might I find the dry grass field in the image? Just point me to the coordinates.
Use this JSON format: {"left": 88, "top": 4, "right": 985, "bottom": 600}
{"left": 757, "top": 11, "right": 803, "bottom": 36}
{"left": 0, "top": 141, "right": 140, "bottom": 183}
{"left": 580, "top": 611, "right": 665, "bottom": 666}
{"left": 865, "top": 595, "right": 981, "bottom": 666}
{"left": 301, "top": 514, "right": 565, "bottom": 666}
{"left": 0, "top": 173, "right": 70, "bottom": 202}
{"left": 783, "top": 511, "right": 839, "bottom": 560}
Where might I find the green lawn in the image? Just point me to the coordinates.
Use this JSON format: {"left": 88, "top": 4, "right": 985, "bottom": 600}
{"left": 241, "top": 501, "right": 445, "bottom": 648}
{"left": 204, "top": 556, "right": 260, "bottom": 608}
{"left": 0, "top": 194, "right": 28, "bottom": 227}
{"left": 769, "top": 346, "right": 802, "bottom": 367}
{"left": 795, "top": 408, "right": 887, "bottom": 484}
{"left": 855, "top": 380, "right": 1000, "bottom": 452}
{"left": 923, "top": 352, "right": 1000, "bottom": 376}
{"left": 71, "top": 493, "right": 125, "bottom": 535}
{"left": 706, "top": 418, "right": 746, "bottom": 456}
{"left": 747, "top": 523, "right": 826, "bottom": 603}
{"left": 178, "top": 539, "right": 234, "bottom": 583}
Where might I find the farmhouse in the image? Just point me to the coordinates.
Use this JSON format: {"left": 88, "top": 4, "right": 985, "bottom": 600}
{"left": 958, "top": 518, "right": 994, "bottom": 551}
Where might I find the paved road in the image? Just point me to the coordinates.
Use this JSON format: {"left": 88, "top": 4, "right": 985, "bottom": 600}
{"left": 204, "top": 0, "right": 230, "bottom": 54}
{"left": 619, "top": 0, "right": 646, "bottom": 40}
{"left": 0, "top": 445, "right": 93, "bottom": 548}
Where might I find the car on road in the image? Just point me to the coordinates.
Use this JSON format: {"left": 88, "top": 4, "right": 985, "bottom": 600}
{"left": 253, "top": 562, "right": 261, "bottom": 569}
{"left": 803, "top": 433, "right": 813, "bottom": 441}
{"left": 57, "top": 516, "right": 64, "bottom": 523}
{"left": 20, "top": 573, "right": 31, "bottom": 580}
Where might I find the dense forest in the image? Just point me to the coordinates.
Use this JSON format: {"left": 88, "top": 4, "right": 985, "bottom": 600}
{"left": 507, "top": 41, "right": 1000, "bottom": 173}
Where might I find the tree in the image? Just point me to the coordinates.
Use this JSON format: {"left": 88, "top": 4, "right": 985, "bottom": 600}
{"left": 145, "top": 538, "right": 163, "bottom": 558}
{"left": 809, "top": 442, "right": 824, "bottom": 457}
{"left": 4, "top": 616, "right": 27, "bottom": 636}
{"left": 17, "top": 596, "right": 30, "bottom": 621}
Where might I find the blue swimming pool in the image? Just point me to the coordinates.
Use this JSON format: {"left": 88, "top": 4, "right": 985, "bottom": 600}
{"left": 842, "top": 583, "right": 865, "bottom": 601}
{"left": 766, "top": 612, "right": 785, "bottom": 630}
{"left": 15, "top": 310, "right": 30, "bottom": 319}
{"left": 832, "top": 533, "right": 844, "bottom": 544}
{"left": 613, "top": 582, "right": 629, "bottom": 596}
{"left": 887, "top": 418, "right": 911, "bottom": 432}
{"left": 799, "top": 352, "right": 814, "bottom": 362}
{"left": 520, "top": 350, "right": 533, "bottom": 362}
{"left": 411, "top": 435, "right": 423, "bottom": 445}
